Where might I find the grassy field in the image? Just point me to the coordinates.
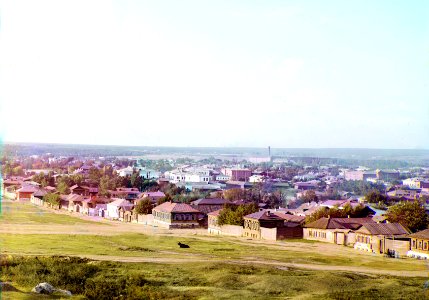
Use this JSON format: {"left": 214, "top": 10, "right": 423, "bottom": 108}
{"left": 1, "top": 232, "right": 428, "bottom": 273}
{"left": 1, "top": 200, "right": 429, "bottom": 299}
{"left": 0, "top": 201, "right": 102, "bottom": 226}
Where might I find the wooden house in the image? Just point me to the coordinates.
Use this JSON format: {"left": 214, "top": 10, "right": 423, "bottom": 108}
{"left": 304, "top": 217, "right": 375, "bottom": 245}
{"left": 354, "top": 223, "right": 410, "bottom": 254}
{"left": 152, "top": 202, "right": 201, "bottom": 229}
{"left": 243, "top": 210, "right": 304, "bottom": 240}
{"left": 407, "top": 229, "right": 429, "bottom": 259}
{"left": 191, "top": 198, "right": 229, "bottom": 214}
{"left": 69, "top": 185, "right": 86, "bottom": 196}
{"left": 16, "top": 185, "right": 39, "bottom": 201}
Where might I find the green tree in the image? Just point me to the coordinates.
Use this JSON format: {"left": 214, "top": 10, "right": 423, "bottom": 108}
{"left": 43, "top": 193, "right": 60, "bottom": 207}
{"left": 88, "top": 167, "right": 101, "bottom": 184}
{"left": 157, "top": 194, "right": 171, "bottom": 206}
{"left": 386, "top": 201, "right": 429, "bottom": 233}
{"left": 301, "top": 190, "right": 318, "bottom": 203}
{"left": 218, "top": 203, "right": 259, "bottom": 226}
{"left": 57, "top": 181, "right": 70, "bottom": 194}
{"left": 99, "top": 175, "right": 113, "bottom": 197}
{"left": 12, "top": 166, "right": 24, "bottom": 176}
{"left": 305, "top": 203, "right": 369, "bottom": 224}
{"left": 223, "top": 188, "right": 247, "bottom": 201}
{"left": 134, "top": 198, "right": 153, "bottom": 215}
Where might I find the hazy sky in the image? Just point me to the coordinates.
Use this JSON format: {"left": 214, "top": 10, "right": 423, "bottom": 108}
{"left": 1, "top": 0, "right": 428, "bottom": 148}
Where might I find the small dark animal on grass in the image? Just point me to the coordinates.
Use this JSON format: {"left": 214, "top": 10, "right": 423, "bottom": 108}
{"left": 178, "top": 242, "right": 190, "bottom": 248}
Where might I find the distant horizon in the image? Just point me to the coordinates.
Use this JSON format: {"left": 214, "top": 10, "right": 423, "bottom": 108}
{"left": 3, "top": 140, "right": 429, "bottom": 151}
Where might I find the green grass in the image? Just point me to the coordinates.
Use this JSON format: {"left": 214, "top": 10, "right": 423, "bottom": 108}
{"left": 1, "top": 233, "right": 427, "bottom": 273}
{"left": 0, "top": 201, "right": 102, "bottom": 225}
{"left": 1, "top": 201, "right": 429, "bottom": 299}
{"left": 1, "top": 255, "right": 428, "bottom": 300}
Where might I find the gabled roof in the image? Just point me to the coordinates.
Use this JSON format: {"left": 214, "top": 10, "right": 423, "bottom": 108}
{"left": 321, "top": 200, "right": 348, "bottom": 207}
{"left": 70, "top": 184, "right": 84, "bottom": 190}
{"left": 153, "top": 202, "right": 200, "bottom": 213}
{"left": 66, "top": 193, "right": 85, "bottom": 203}
{"left": 356, "top": 223, "right": 409, "bottom": 236}
{"left": 143, "top": 191, "right": 165, "bottom": 198}
{"left": 409, "top": 229, "right": 429, "bottom": 239}
{"left": 191, "top": 198, "right": 228, "bottom": 206}
{"left": 244, "top": 210, "right": 285, "bottom": 221}
{"left": 33, "top": 188, "right": 48, "bottom": 197}
{"left": 207, "top": 209, "right": 222, "bottom": 217}
{"left": 16, "top": 185, "right": 39, "bottom": 193}
{"left": 107, "top": 198, "right": 134, "bottom": 207}
{"left": 305, "top": 217, "right": 375, "bottom": 230}
{"left": 272, "top": 212, "right": 305, "bottom": 223}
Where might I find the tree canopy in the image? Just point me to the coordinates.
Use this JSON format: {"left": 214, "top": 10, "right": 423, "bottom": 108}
{"left": 386, "top": 201, "right": 429, "bottom": 233}
{"left": 305, "top": 203, "right": 369, "bottom": 224}
{"left": 43, "top": 193, "right": 60, "bottom": 207}
{"left": 217, "top": 203, "right": 259, "bottom": 226}
{"left": 134, "top": 198, "right": 153, "bottom": 215}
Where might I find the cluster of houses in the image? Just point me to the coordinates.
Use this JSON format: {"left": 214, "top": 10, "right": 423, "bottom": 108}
{"left": 2, "top": 157, "right": 429, "bottom": 261}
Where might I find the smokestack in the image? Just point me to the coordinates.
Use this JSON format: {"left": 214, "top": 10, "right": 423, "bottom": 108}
{"left": 268, "top": 146, "right": 271, "bottom": 158}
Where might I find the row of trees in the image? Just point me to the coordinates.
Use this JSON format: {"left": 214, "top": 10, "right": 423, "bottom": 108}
{"left": 305, "top": 203, "right": 369, "bottom": 224}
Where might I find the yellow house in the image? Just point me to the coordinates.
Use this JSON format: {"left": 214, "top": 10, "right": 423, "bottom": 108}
{"left": 354, "top": 223, "right": 409, "bottom": 254}
{"left": 304, "top": 217, "right": 374, "bottom": 245}
{"left": 407, "top": 228, "right": 429, "bottom": 259}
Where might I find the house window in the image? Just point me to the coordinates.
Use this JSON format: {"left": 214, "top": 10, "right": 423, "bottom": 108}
{"left": 419, "top": 241, "right": 423, "bottom": 249}
{"left": 424, "top": 242, "right": 428, "bottom": 250}
{"left": 412, "top": 240, "right": 416, "bottom": 248}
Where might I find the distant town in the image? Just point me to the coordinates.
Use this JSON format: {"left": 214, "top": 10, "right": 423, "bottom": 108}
{"left": 2, "top": 143, "right": 429, "bottom": 261}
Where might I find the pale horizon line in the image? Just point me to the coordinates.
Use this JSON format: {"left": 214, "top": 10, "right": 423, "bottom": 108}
{"left": 3, "top": 141, "right": 429, "bottom": 151}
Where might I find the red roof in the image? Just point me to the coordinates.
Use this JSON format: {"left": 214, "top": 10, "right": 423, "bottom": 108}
{"left": 191, "top": 198, "right": 229, "bottom": 206}
{"left": 16, "top": 185, "right": 39, "bottom": 193}
{"left": 207, "top": 209, "right": 222, "bottom": 217}
{"left": 153, "top": 202, "right": 200, "bottom": 213}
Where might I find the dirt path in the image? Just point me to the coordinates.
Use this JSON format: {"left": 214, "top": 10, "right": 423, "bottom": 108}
{"left": 6, "top": 252, "right": 426, "bottom": 277}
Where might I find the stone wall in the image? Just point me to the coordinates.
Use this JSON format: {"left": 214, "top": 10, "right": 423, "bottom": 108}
{"left": 385, "top": 238, "right": 410, "bottom": 257}
{"left": 208, "top": 225, "right": 243, "bottom": 236}
{"left": 137, "top": 214, "right": 154, "bottom": 225}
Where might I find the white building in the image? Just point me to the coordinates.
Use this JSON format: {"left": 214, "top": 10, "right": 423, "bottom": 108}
{"left": 106, "top": 198, "right": 134, "bottom": 219}
{"left": 139, "top": 168, "right": 160, "bottom": 180}
{"left": 166, "top": 169, "right": 210, "bottom": 183}
{"left": 249, "top": 175, "right": 264, "bottom": 183}
{"left": 117, "top": 166, "right": 134, "bottom": 177}
{"left": 402, "top": 178, "right": 423, "bottom": 189}
{"left": 215, "top": 174, "right": 230, "bottom": 181}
